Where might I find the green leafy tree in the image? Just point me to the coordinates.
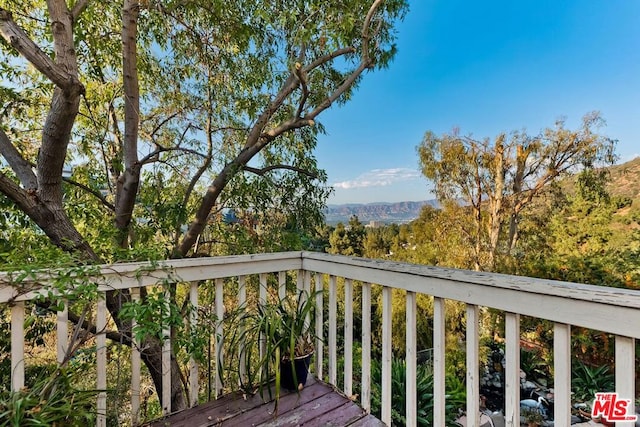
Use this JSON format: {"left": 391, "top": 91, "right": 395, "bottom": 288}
{"left": 417, "top": 113, "right": 616, "bottom": 271}
{"left": 329, "top": 215, "right": 366, "bottom": 256}
{"left": 0, "top": 0, "right": 408, "bottom": 410}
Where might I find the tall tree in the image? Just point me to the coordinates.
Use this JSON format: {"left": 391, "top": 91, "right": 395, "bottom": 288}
{"left": 417, "top": 113, "right": 616, "bottom": 271}
{"left": 0, "top": 0, "right": 407, "bottom": 409}
{"left": 329, "top": 215, "right": 366, "bottom": 256}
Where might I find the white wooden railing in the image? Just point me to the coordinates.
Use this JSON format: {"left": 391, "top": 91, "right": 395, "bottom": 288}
{"left": 1, "top": 251, "right": 639, "bottom": 426}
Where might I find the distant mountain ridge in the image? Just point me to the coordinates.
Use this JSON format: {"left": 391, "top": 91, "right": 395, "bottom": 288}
{"left": 322, "top": 157, "right": 640, "bottom": 226}
{"left": 324, "top": 200, "right": 438, "bottom": 225}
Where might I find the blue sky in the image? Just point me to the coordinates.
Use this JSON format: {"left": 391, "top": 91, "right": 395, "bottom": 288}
{"left": 316, "top": 0, "right": 640, "bottom": 205}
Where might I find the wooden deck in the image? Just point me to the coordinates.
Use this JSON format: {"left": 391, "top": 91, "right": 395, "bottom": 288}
{"left": 145, "top": 379, "right": 384, "bottom": 427}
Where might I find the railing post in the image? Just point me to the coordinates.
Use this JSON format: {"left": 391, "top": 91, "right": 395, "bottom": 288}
{"left": 96, "top": 297, "right": 107, "bottom": 427}
{"left": 615, "top": 335, "right": 636, "bottom": 427}
{"left": 314, "top": 273, "right": 324, "bottom": 380}
{"left": 553, "top": 322, "right": 571, "bottom": 426}
{"left": 466, "top": 304, "right": 479, "bottom": 427}
{"left": 361, "top": 282, "right": 372, "bottom": 413}
{"left": 406, "top": 291, "right": 417, "bottom": 427}
{"left": 130, "top": 286, "right": 141, "bottom": 426}
{"left": 344, "top": 278, "right": 353, "bottom": 397}
{"left": 189, "top": 282, "right": 199, "bottom": 407}
{"left": 381, "top": 285, "right": 392, "bottom": 425}
{"left": 328, "top": 275, "right": 337, "bottom": 386}
{"left": 504, "top": 312, "right": 520, "bottom": 426}
{"left": 433, "top": 297, "right": 445, "bottom": 427}
{"left": 10, "top": 301, "right": 25, "bottom": 392}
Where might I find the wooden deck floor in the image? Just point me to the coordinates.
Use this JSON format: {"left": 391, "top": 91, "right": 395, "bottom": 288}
{"left": 145, "top": 379, "right": 384, "bottom": 427}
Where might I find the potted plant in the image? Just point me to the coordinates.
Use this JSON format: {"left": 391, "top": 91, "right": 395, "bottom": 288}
{"left": 226, "top": 290, "right": 320, "bottom": 406}
{"left": 272, "top": 291, "right": 317, "bottom": 392}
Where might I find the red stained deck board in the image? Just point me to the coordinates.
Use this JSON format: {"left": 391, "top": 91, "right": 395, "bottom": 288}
{"left": 144, "top": 379, "right": 377, "bottom": 427}
{"left": 346, "top": 414, "right": 387, "bottom": 427}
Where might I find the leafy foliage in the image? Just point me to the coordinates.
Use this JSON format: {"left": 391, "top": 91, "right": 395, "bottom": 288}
{"left": 328, "top": 215, "right": 366, "bottom": 256}
{"left": 0, "top": 368, "right": 100, "bottom": 427}
{"left": 369, "top": 358, "right": 465, "bottom": 426}
{"left": 571, "top": 361, "right": 615, "bottom": 402}
{"left": 417, "top": 113, "right": 617, "bottom": 271}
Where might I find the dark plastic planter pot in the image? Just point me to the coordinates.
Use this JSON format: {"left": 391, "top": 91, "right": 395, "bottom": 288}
{"left": 280, "top": 352, "right": 313, "bottom": 391}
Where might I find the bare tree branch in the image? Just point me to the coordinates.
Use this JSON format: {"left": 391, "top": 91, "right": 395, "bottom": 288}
{"left": 0, "top": 171, "right": 30, "bottom": 208}
{"left": 71, "top": 0, "right": 89, "bottom": 21}
{"left": 304, "top": 0, "right": 384, "bottom": 120}
{"left": 139, "top": 145, "right": 208, "bottom": 165}
{"left": 62, "top": 176, "right": 115, "bottom": 211}
{"left": 304, "top": 47, "right": 356, "bottom": 72}
{"left": 0, "top": 128, "right": 38, "bottom": 189}
{"left": 243, "top": 164, "right": 319, "bottom": 179}
{"left": 0, "top": 8, "right": 81, "bottom": 92}
{"left": 294, "top": 63, "right": 310, "bottom": 118}
{"left": 149, "top": 111, "right": 181, "bottom": 140}
{"left": 114, "top": 0, "right": 142, "bottom": 243}
{"left": 306, "top": 61, "right": 368, "bottom": 120}
{"left": 362, "top": 0, "right": 384, "bottom": 60}
{"left": 242, "top": 73, "right": 299, "bottom": 150}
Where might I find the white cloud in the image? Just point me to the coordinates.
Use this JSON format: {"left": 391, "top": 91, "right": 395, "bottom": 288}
{"left": 333, "top": 168, "right": 420, "bottom": 189}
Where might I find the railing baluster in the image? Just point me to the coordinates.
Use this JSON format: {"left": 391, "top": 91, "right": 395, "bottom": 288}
{"left": 299, "top": 270, "right": 309, "bottom": 328}
{"left": 215, "top": 278, "right": 224, "bottom": 398}
{"left": 189, "top": 282, "right": 199, "bottom": 407}
{"left": 10, "top": 301, "right": 25, "bottom": 392}
{"left": 466, "top": 304, "right": 479, "bottom": 427}
{"left": 314, "top": 272, "right": 324, "bottom": 380}
{"left": 162, "top": 287, "right": 171, "bottom": 415}
{"left": 259, "top": 273, "right": 267, "bottom": 305}
{"left": 130, "top": 287, "right": 141, "bottom": 426}
{"left": 504, "top": 312, "right": 520, "bottom": 427}
{"left": 361, "top": 282, "right": 372, "bottom": 413}
{"left": 57, "top": 301, "right": 68, "bottom": 364}
{"left": 278, "top": 271, "right": 286, "bottom": 301}
{"left": 238, "top": 275, "right": 247, "bottom": 385}
{"left": 259, "top": 273, "right": 267, "bottom": 365}
{"left": 433, "top": 297, "right": 445, "bottom": 427}
{"left": 96, "top": 296, "right": 107, "bottom": 427}
{"left": 304, "top": 270, "right": 311, "bottom": 295}
{"left": 328, "top": 275, "right": 337, "bottom": 386}
{"left": 344, "top": 278, "right": 353, "bottom": 397}
{"left": 553, "top": 322, "right": 571, "bottom": 426}
{"left": 297, "top": 269, "right": 304, "bottom": 294}
{"left": 381, "top": 286, "right": 392, "bottom": 425}
{"left": 406, "top": 291, "right": 417, "bottom": 427}
{"left": 304, "top": 271, "right": 312, "bottom": 329}
{"left": 615, "top": 336, "right": 636, "bottom": 426}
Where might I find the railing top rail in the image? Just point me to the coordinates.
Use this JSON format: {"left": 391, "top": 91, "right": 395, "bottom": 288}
{"left": 0, "top": 251, "right": 303, "bottom": 304}
{"left": 3, "top": 250, "right": 640, "bottom": 337}
{"left": 302, "top": 251, "right": 640, "bottom": 308}
{"left": 301, "top": 251, "right": 640, "bottom": 338}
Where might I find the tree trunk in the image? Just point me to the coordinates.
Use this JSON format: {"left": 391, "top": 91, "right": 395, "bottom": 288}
{"left": 487, "top": 135, "right": 505, "bottom": 271}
